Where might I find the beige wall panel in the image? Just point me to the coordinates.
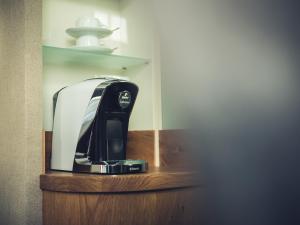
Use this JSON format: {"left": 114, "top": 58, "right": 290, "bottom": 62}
{"left": 0, "top": 0, "right": 42, "bottom": 224}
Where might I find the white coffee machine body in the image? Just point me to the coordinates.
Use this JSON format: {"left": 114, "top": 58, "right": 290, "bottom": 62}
{"left": 51, "top": 79, "right": 108, "bottom": 171}
{"left": 50, "top": 77, "right": 147, "bottom": 174}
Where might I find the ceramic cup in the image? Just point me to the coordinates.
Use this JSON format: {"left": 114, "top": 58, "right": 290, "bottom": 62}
{"left": 75, "top": 16, "right": 104, "bottom": 28}
{"left": 76, "top": 35, "right": 99, "bottom": 47}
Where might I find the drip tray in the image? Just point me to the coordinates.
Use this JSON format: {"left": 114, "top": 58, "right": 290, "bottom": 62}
{"left": 91, "top": 160, "right": 148, "bottom": 174}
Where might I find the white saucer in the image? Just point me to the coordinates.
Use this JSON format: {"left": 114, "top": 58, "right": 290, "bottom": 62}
{"left": 66, "top": 27, "right": 113, "bottom": 38}
{"left": 70, "top": 46, "right": 116, "bottom": 54}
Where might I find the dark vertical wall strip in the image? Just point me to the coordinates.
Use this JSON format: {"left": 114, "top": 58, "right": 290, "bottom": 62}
{"left": 154, "top": 0, "right": 300, "bottom": 224}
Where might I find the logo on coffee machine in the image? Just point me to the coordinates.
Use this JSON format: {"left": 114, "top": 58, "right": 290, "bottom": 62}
{"left": 118, "top": 91, "right": 131, "bottom": 109}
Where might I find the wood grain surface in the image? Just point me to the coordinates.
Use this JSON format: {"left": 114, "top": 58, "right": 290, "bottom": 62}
{"left": 44, "top": 131, "right": 52, "bottom": 172}
{"left": 40, "top": 167, "right": 200, "bottom": 193}
{"left": 126, "top": 130, "right": 154, "bottom": 166}
{"left": 42, "top": 130, "right": 202, "bottom": 225}
{"left": 43, "top": 187, "right": 203, "bottom": 225}
{"left": 159, "top": 130, "right": 191, "bottom": 168}
{"left": 45, "top": 129, "right": 193, "bottom": 170}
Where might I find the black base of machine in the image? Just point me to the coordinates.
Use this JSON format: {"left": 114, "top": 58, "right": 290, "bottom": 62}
{"left": 90, "top": 160, "right": 148, "bottom": 174}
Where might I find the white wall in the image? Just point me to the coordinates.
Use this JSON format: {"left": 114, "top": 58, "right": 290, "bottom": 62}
{"left": 43, "top": 0, "right": 121, "bottom": 130}
{"left": 43, "top": 0, "right": 121, "bottom": 48}
{"left": 120, "top": 0, "right": 162, "bottom": 130}
{"left": 153, "top": 0, "right": 299, "bottom": 130}
{"left": 43, "top": 0, "right": 160, "bottom": 131}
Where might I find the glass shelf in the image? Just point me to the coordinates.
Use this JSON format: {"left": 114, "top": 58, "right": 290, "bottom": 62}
{"left": 43, "top": 45, "right": 149, "bottom": 71}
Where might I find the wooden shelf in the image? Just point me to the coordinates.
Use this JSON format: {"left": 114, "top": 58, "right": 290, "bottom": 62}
{"left": 40, "top": 167, "right": 201, "bottom": 193}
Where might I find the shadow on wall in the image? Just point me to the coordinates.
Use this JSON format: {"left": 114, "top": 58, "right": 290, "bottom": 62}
{"left": 153, "top": 0, "right": 300, "bottom": 224}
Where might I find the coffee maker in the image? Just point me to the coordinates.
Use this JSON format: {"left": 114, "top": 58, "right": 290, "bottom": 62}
{"left": 50, "top": 77, "right": 147, "bottom": 174}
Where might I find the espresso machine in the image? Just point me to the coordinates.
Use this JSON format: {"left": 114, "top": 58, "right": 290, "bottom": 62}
{"left": 50, "top": 77, "right": 147, "bottom": 174}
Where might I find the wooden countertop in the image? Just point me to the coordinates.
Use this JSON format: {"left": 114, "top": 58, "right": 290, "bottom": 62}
{"left": 40, "top": 167, "right": 201, "bottom": 193}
